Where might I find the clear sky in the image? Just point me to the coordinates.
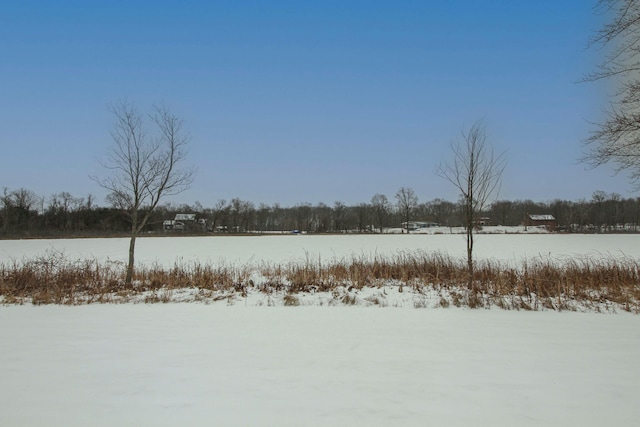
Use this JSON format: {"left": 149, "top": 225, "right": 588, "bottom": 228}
{"left": 0, "top": 1, "right": 632, "bottom": 207}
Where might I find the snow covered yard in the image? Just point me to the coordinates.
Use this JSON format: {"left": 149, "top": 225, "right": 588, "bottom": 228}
{"left": 0, "top": 305, "right": 638, "bottom": 426}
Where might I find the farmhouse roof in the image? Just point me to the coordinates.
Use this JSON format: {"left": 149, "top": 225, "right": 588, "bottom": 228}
{"left": 174, "top": 213, "right": 196, "bottom": 221}
{"left": 529, "top": 214, "right": 555, "bottom": 221}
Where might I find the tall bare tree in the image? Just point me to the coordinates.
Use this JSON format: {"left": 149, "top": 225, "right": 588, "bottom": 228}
{"left": 584, "top": 0, "right": 640, "bottom": 188}
{"left": 395, "top": 187, "right": 418, "bottom": 233}
{"left": 93, "top": 101, "right": 195, "bottom": 284}
{"left": 210, "top": 199, "right": 228, "bottom": 232}
{"left": 333, "top": 201, "right": 346, "bottom": 232}
{"left": 371, "top": 193, "right": 390, "bottom": 233}
{"left": 437, "top": 121, "right": 506, "bottom": 296}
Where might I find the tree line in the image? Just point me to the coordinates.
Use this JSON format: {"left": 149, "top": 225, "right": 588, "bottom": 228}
{"left": 2, "top": 186, "right": 639, "bottom": 237}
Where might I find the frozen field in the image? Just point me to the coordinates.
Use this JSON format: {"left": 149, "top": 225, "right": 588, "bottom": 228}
{"left": 2, "top": 232, "right": 640, "bottom": 267}
{"left": 1, "top": 233, "right": 639, "bottom": 426}
{"left": 1, "top": 305, "right": 638, "bottom": 426}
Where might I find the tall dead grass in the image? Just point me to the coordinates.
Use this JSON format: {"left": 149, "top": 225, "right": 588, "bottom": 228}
{"left": 1, "top": 250, "right": 638, "bottom": 312}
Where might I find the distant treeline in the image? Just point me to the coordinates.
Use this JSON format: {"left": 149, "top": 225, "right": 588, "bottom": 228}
{"left": 1, "top": 187, "right": 639, "bottom": 237}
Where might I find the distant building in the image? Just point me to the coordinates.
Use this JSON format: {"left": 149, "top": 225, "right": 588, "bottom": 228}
{"left": 163, "top": 214, "right": 205, "bottom": 232}
{"left": 475, "top": 217, "right": 491, "bottom": 227}
{"left": 402, "top": 221, "right": 439, "bottom": 231}
{"left": 174, "top": 214, "right": 196, "bottom": 222}
{"left": 524, "top": 214, "right": 556, "bottom": 231}
{"left": 163, "top": 220, "right": 184, "bottom": 231}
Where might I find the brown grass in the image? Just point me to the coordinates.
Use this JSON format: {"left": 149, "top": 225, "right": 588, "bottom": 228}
{"left": 1, "top": 251, "right": 638, "bottom": 312}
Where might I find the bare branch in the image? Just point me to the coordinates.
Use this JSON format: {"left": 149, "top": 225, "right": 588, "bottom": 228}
{"left": 584, "top": 0, "right": 640, "bottom": 188}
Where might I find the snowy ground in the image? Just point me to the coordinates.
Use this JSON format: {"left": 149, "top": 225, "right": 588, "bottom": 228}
{"left": 2, "top": 231, "right": 639, "bottom": 268}
{"left": 1, "top": 233, "right": 639, "bottom": 425}
{"left": 0, "top": 305, "right": 638, "bottom": 426}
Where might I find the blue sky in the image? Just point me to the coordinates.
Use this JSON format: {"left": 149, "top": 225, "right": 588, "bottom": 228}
{"left": 0, "top": 1, "right": 630, "bottom": 207}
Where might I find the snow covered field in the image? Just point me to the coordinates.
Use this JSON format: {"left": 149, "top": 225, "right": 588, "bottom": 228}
{"left": 0, "top": 305, "right": 638, "bottom": 426}
{"left": 1, "top": 234, "right": 639, "bottom": 426}
{"left": 2, "top": 232, "right": 640, "bottom": 268}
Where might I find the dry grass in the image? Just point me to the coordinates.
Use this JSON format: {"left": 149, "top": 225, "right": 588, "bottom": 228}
{"left": 1, "top": 250, "right": 638, "bottom": 312}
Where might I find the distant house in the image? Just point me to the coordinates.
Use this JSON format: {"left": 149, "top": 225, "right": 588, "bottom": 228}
{"left": 163, "top": 220, "right": 185, "bottom": 231}
{"left": 475, "top": 217, "right": 491, "bottom": 227}
{"left": 524, "top": 214, "right": 556, "bottom": 231}
{"left": 402, "top": 221, "right": 439, "bottom": 231}
{"left": 163, "top": 214, "right": 205, "bottom": 232}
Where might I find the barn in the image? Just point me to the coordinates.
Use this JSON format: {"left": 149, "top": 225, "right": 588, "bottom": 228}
{"left": 524, "top": 214, "right": 556, "bottom": 231}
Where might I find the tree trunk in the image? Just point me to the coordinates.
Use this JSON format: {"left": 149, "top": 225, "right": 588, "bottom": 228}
{"left": 126, "top": 233, "right": 136, "bottom": 285}
{"left": 466, "top": 220, "right": 473, "bottom": 284}
{"left": 465, "top": 198, "right": 475, "bottom": 301}
{"left": 405, "top": 210, "right": 410, "bottom": 234}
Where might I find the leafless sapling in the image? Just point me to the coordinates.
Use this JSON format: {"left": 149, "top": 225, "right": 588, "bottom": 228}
{"left": 93, "top": 101, "right": 195, "bottom": 285}
{"left": 437, "top": 120, "right": 506, "bottom": 297}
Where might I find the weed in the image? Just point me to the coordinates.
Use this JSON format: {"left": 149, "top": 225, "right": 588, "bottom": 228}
{"left": 283, "top": 294, "right": 300, "bottom": 306}
{"left": 1, "top": 250, "right": 638, "bottom": 311}
{"left": 341, "top": 293, "right": 357, "bottom": 305}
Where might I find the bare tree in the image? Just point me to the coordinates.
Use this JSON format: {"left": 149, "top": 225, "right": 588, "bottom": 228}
{"left": 584, "top": 0, "right": 640, "bottom": 188}
{"left": 437, "top": 121, "right": 506, "bottom": 296}
{"left": 395, "top": 187, "right": 418, "bottom": 233}
{"left": 210, "top": 199, "right": 228, "bottom": 232}
{"left": 93, "top": 101, "right": 195, "bottom": 285}
{"left": 354, "top": 202, "right": 370, "bottom": 232}
{"left": 370, "top": 193, "right": 390, "bottom": 233}
{"left": 1, "top": 187, "right": 39, "bottom": 234}
{"left": 333, "top": 201, "right": 346, "bottom": 232}
{"left": 229, "top": 198, "right": 255, "bottom": 232}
